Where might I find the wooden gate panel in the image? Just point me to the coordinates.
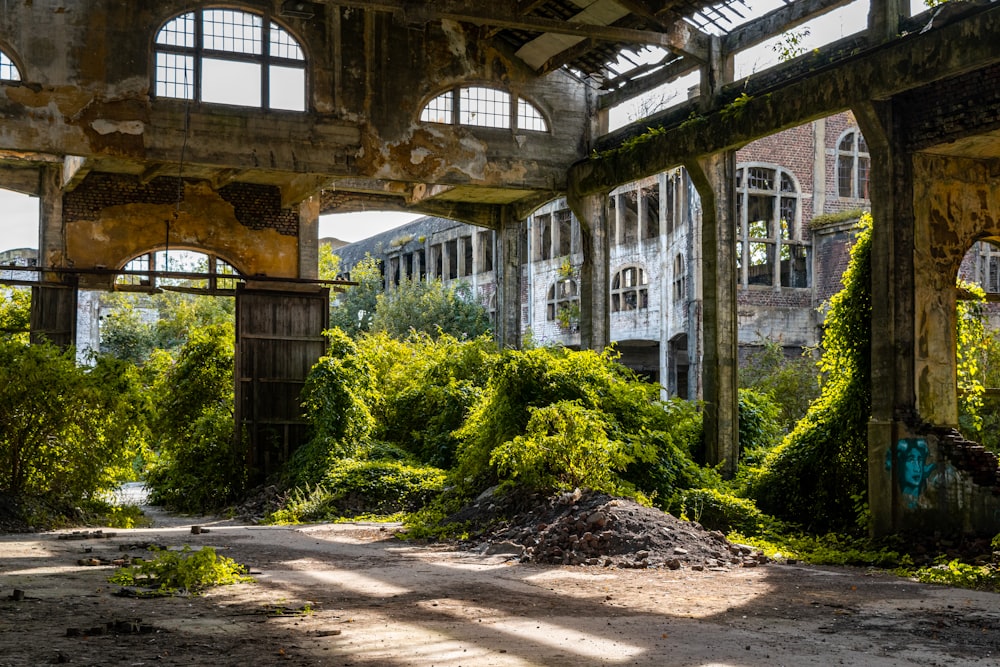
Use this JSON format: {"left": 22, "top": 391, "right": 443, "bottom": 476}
{"left": 30, "top": 285, "right": 78, "bottom": 348}
{"left": 235, "top": 287, "right": 329, "bottom": 484}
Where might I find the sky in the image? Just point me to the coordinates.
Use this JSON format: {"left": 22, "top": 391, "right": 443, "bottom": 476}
{"left": 1, "top": 0, "right": 933, "bottom": 255}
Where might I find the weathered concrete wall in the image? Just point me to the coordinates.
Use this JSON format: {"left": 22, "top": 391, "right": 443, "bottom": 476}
{"left": 912, "top": 154, "right": 1000, "bottom": 425}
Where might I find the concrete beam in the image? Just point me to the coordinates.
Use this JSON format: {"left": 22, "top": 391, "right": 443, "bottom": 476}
{"left": 722, "top": 0, "right": 856, "bottom": 54}
{"left": 572, "top": 4, "right": 1000, "bottom": 196}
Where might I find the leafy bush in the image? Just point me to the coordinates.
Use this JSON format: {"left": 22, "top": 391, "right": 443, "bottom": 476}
{"left": 144, "top": 324, "right": 242, "bottom": 512}
{"left": 490, "top": 400, "right": 637, "bottom": 495}
{"left": 270, "top": 458, "right": 446, "bottom": 523}
{"left": 739, "top": 341, "right": 819, "bottom": 433}
{"left": 913, "top": 560, "right": 1000, "bottom": 592}
{"left": 0, "top": 287, "right": 30, "bottom": 343}
{"left": 738, "top": 389, "right": 782, "bottom": 463}
{"left": 745, "top": 214, "right": 872, "bottom": 533}
{"left": 109, "top": 546, "right": 253, "bottom": 595}
{"left": 671, "top": 487, "right": 768, "bottom": 534}
{"left": 0, "top": 340, "right": 145, "bottom": 507}
{"left": 372, "top": 278, "right": 490, "bottom": 340}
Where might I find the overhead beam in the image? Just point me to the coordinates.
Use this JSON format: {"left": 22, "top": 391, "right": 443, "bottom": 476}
{"left": 597, "top": 58, "right": 697, "bottom": 109}
{"left": 571, "top": 5, "right": 1000, "bottom": 196}
{"left": 61, "top": 155, "right": 92, "bottom": 192}
{"left": 722, "top": 0, "right": 856, "bottom": 54}
{"left": 325, "top": 0, "right": 708, "bottom": 59}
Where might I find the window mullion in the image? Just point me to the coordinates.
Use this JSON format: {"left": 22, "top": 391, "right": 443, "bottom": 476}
{"left": 194, "top": 9, "right": 204, "bottom": 102}
{"left": 262, "top": 13, "right": 271, "bottom": 109}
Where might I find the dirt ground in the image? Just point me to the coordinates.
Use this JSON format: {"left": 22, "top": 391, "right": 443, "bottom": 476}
{"left": 2, "top": 502, "right": 1000, "bottom": 667}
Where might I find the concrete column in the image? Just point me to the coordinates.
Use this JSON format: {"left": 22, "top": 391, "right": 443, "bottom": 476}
{"left": 38, "top": 164, "right": 66, "bottom": 277}
{"left": 854, "top": 100, "right": 915, "bottom": 537}
{"left": 869, "top": 0, "right": 909, "bottom": 44}
{"left": 568, "top": 191, "right": 611, "bottom": 351}
{"left": 298, "top": 194, "right": 320, "bottom": 280}
{"left": 495, "top": 207, "right": 522, "bottom": 349}
{"left": 686, "top": 153, "right": 738, "bottom": 477}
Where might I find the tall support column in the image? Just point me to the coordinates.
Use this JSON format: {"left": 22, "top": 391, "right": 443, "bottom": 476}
{"left": 568, "top": 191, "right": 611, "bottom": 351}
{"left": 855, "top": 100, "right": 915, "bottom": 536}
{"left": 869, "top": 0, "right": 909, "bottom": 44}
{"left": 495, "top": 206, "right": 522, "bottom": 349}
{"left": 298, "top": 194, "right": 320, "bottom": 280}
{"left": 31, "top": 164, "right": 77, "bottom": 349}
{"left": 686, "top": 153, "right": 738, "bottom": 477}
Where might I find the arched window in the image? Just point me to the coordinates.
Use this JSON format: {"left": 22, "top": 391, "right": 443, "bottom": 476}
{"left": 154, "top": 8, "right": 306, "bottom": 111}
{"left": 735, "top": 164, "right": 809, "bottom": 289}
{"left": 546, "top": 278, "right": 579, "bottom": 330}
{"left": 1, "top": 48, "right": 21, "bottom": 81}
{"left": 837, "top": 129, "right": 870, "bottom": 199}
{"left": 421, "top": 86, "right": 548, "bottom": 132}
{"left": 611, "top": 266, "right": 648, "bottom": 312}
{"left": 966, "top": 241, "right": 1000, "bottom": 294}
{"left": 116, "top": 250, "right": 242, "bottom": 292}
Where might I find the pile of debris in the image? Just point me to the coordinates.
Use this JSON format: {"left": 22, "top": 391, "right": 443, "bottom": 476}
{"left": 454, "top": 488, "right": 768, "bottom": 570}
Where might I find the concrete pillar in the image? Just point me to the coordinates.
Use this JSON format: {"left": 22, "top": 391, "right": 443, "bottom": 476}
{"left": 495, "top": 207, "right": 522, "bottom": 349}
{"left": 686, "top": 153, "right": 739, "bottom": 477}
{"left": 869, "top": 0, "right": 910, "bottom": 44}
{"left": 38, "top": 165, "right": 65, "bottom": 277}
{"left": 854, "top": 100, "right": 915, "bottom": 536}
{"left": 298, "top": 194, "right": 320, "bottom": 280}
{"left": 568, "top": 191, "right": 611, "bottom": 351}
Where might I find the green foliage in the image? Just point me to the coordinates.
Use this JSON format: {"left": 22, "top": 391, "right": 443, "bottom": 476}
{"left": 109, "top": 546, "right": 253, "bottom": 595}
{"left": 912, "top": 559, "right": 1000, "bottom": 593}
{"left": 671, "top": 487, "right": 768, "bottom": 534}
{"left": 372, "top": 278, "right": 490, "bottom": 340}
{"left": 746, "top": 214, "right": 872, "bottom": 532}
{"left": 956, "top": 280, "right": 987, "bottom": 438}
{"left": 0, "top": 340, "right": 145, "bottom": 504}
{"left": 329, "top": 254, "right": 382, "bottom": 335}
{"left": 269, "top": 459, "right": 446, "bottom": 523}
{"left": 737, "top": 389, "right": 782, "bottom": 464}
{"left": 454, "top": 345, "right": 710, "bottom": 502}
{"left": 809, "top": 208, "right": 865, "bottom": 230}
{"left": 0, "top": 287, "right": 30, "bottom": 343}
{"left": 734, "top": 531, "right": 905, "bottom": 568}
{"left": 144, "top": 324, "right": 241, "bottom": 512}
{"left": 720, "top": 93, "right": 753, "bottom": 121}
{"left": 739, "top": 342, "right": 819, "bottom": 434}
{"left": 771, "top": 27, "right": 811, "bottom": 62}
{"left": 100, "top": 291, "right": 234, "bottom": 364}
{"left": 318, "top": 243, "right": 341, "bottom": 281}
{"left": 490, "top": 400, "right": 638, "bottom": 495}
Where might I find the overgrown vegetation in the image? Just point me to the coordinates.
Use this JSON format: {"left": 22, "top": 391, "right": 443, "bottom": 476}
{"left": 109, "top": 546, "right": 253, "bottom": 595}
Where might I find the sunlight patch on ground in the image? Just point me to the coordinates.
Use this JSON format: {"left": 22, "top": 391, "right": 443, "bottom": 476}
{"left": 280, "top": 567, "right": 413, "bottom": 597}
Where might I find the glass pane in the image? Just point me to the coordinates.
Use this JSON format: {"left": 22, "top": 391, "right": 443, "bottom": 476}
{"left": 156, "top": 13, "right": 195, "bottom": 48}
{"left": 269, "top": 65, "right": 305, "bottom": 111}
{"left": 748, "top": 195, "right": 771, "bottom": 237}
{"left": 780, "top": 172, "right": 796, "bottom": 193}
{"left": 839, "top": 133, "right": 854, "bottom": 151}
{"left": 0, "top": 51, "right": 18, "bottom": 81}
{"left": 780, "top": 197, "right": 797, "bottom": 234}
{"left": 202, "top": 58, "right": 261, "bottom": 107}
{"left": 857, "top": 133, "right": 868, "bottom": 154}
{"left": 781, "top": 244, "right": 810, "bottom": 288}
{"left": 203, "top": 9, "right": 263, "bottom": 55}
{"left": 460, "top": 87, "right": 510, "bottom": 128}
{"left": 155, "top": 52, "right": 194, "bottom": 99}
{"left": 837, "top": 156, "right": 853, "bottom": 197}
{"left": 270, "top": 23, "right": 305, "bottom": 60}
{"left": 517, "top": 98, "right": 547, "bottom": 131}
{"left": 421, "top": 92, "right": 453, "bottom": 123}
{"left": 857, "top": 156, "right": 870, "bottom": 199}
{"left": 747, "top": 167, "right": 774, "bottom": 190}
{"left": 748, "top": 242, "right": 773, "bottom": 286}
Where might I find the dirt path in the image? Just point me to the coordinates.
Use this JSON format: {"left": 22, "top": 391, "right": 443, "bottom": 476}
{"left": 1, "top": 511, "right": 999, "bottom": 666}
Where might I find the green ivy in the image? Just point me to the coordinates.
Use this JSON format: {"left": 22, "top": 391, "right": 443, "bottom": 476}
{"left": 109, "top": 546, "right": 253, "bottom": 595}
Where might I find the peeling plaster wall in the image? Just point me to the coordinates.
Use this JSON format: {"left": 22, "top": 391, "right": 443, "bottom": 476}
{"left": 913, "top": 153, "right": 1000, "bottom": 425}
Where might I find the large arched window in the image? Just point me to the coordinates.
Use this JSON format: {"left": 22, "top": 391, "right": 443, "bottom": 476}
{"left": 611, "top": 266, "right": 648, "bottom": 312}
{"left": 836, "top": 129, "right": 870, "bottom": 200}
{"left": 116, "top": 250, "right": 242, "bottom": 292}
{"left": 154, "top": 8, "right": 306, "bottom": 111}
{"left": 546, "top": 278, "right": 579, "bottom": 330}
{"left": 421, "top": 86, "right": 548, "bottom": 132}
{"left": 1, "top": 48, "right": 21, "bottom": 81}
{"left": 735, "top": 164, "right": 809, "bottom": 289}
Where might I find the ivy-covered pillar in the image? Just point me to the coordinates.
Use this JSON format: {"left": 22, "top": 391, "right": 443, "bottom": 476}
{"left": 686, "top": 152, "right": 738, "bottom": 477}
{"left": 495, "top": 205, "right": 522, "bottom": 349}
{"left": 855, "top": 100, "right": 915, "bottom": 536}
{"left": 568, "top": 190, "right": 611, "bottom": 351}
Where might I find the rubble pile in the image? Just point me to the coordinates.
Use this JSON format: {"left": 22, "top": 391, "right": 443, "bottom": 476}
{"left": 460, "top": 488, "right": 768, "bottom": 570}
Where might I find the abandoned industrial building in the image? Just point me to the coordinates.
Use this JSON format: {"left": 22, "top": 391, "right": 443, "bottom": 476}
{"left": 2, "top": 0, "right": 1000, "bottom": 544}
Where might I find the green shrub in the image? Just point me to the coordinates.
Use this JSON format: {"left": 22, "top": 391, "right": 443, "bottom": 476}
{"left": 746, "top": 214, "right": 872, "bottom": 533}
{"left": 270, "top": 458, "right": 446, "bottom": 523}
{"left": 109, "top": 546, "right": 253, "bottom": 595}
{"left": 372, "top": 278, "right": 490, "bottom": 340}
{"left": 670, "top": 488, "right": 767, "bottom": 534}
{"left": 739, "top": 341, "right": 819, "bottom": 433}
{"left": 0, "top": 341, "right": 145, "bottom": 508}
{"left": 738, "top": 388, "right": 782, "bottom": 464}
{"left": 145, "top": 324, "right": 242, "bottom": 512}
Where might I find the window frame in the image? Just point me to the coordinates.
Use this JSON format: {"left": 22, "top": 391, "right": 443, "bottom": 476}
{"left": 546, "top": 278, "right": 579, "bottom": 330}
{"left": 836, "top": 129, "right": 870, "bottom": 200}
{"left": 152, "top": 8, "right": 307, "bottom": 111}
{"left": 611, "top": 265, "right": 649, "bottom": 313}
{"left": 735, "top": 163, "right": 809, "bottom": 290}
{"left": 0, "top": 46, "right": 22, "bottom": 82}
{"left": 420, "top": 85, "right": 549, "bottom": 133}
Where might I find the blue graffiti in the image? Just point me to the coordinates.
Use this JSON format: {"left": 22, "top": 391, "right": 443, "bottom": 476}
{"left": 886, "top": 438, "right": 936, "bottom": 510}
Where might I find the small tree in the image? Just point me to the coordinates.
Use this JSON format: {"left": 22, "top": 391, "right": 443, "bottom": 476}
{"left": 0, "top": 287, "right": 30, "bottom": 343}
{"left": 330, "top": 254, "right": 382, "bottom": 335}
{"left": 372, "top": 278, "right": 490, "bottom": 340}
